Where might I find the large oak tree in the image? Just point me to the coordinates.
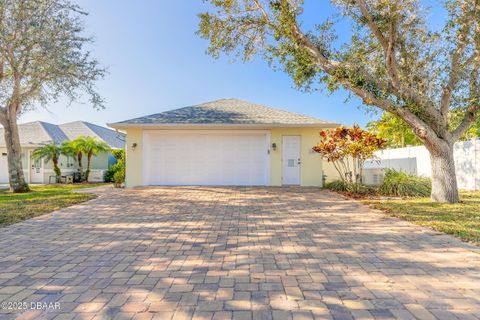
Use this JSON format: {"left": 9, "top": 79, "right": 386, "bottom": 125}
{"left": 0, "top": 0, "right": 104, "bottom": 192}
{"left": 198, "top": 0, "right": 480, "bottom": 203}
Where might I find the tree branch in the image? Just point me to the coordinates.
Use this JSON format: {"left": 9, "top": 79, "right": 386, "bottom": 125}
{"left": 283, "top": 9, "right": 449, "bottom": 143}
{"left": 5, "top": 45, "right": 23, "bottom": 115}
{"left": 339, "top": 77, "right": 439, "bottom": 144}
{"left": 0, "top": 56, "right": 4, "bottom": 80}
{"left": 451, "top": 105, "right": 479, "bottom": 141}
{"left": 0, "top": 107, "right": 7, "bottom": 127}
{"left": 355, "top": 0, "right": 387, "bottom": 49}
{"left": 355, "top": 0, "right": 399, "bottom": 87}
{"left": 288, "top": 19, "right": 337, "bottom": 72}
{"left": 441, "top": 41, "right": 467, "bottom": 120}
{"left": 440, "top": 3, "right": 473, "bottom": 121}
{"left": 354, "top": 0, "right": 441, "bottom": 125}
{"left": 451, "top": 56, "right": 480, "bottom": 141}
{"left": 253, "top": 0, "right": 270, "bottom": 22}
{"left": 385, "top": 1, "right": 400, "bottom": 88}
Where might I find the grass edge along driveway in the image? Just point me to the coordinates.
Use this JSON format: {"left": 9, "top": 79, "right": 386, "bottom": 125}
{"left": 0, "top": 184, "right": 104, "bottom": 227}
{"left": 363, "top": 191, "right": 480, "bottom": 246}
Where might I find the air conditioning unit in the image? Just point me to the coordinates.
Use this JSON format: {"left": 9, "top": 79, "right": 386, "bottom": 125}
{"left": 89, "top": 170, "right": 105, "bottom": 182}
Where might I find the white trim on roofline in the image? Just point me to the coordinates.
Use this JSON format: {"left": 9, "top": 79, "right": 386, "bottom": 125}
{"left": 0, "top": 143, "right": 51, "bottom": 148}
{"left": 107, "top": 122, "right": 341, "bottom": 130}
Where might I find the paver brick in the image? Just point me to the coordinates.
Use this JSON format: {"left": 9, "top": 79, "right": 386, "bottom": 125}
{"left": 0, "top": 186, "right": 478, "bottom": 320}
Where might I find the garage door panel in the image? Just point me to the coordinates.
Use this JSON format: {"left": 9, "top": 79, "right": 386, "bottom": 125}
{"left": 143, "top": 131, "right": 268, "bottom": 186}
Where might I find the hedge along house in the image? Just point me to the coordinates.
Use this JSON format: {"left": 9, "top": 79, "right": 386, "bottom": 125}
{"left": 108, "top": 99, "right": 339, "bottom": 188}
{"left": 0, "top": 121, "right": 126, "bottom": 184}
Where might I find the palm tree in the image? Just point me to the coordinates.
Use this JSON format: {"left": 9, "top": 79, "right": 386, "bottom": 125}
{"left": 67, "top": 136, "right": 111, "bottom": 182}
{"left": 82, "top": 137, "right": 111, "bottom": 182}
{"left": 62, "top": 139, "right": 85, "bottom": 181}
{"left": 61, "top": 137, "right": 111, "bottom": 182}
{"left": 61, "top": 140, "right": 79, "bottom": 176}
{"left": 32, "top": 143, "right": 63, "bottom": 181}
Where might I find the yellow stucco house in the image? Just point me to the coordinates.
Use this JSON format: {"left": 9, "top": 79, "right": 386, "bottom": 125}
{"left": 108, "top": 99, "right": 339, "bottom": 188}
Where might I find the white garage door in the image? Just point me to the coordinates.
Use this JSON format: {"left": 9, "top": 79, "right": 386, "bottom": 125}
{"left": 143, "top": 130, "right": 269, "bottom": 186}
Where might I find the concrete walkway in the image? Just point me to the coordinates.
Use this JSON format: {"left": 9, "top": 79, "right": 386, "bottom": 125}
{"left": 0, "top": 187, "right": 479, "bottom": 320}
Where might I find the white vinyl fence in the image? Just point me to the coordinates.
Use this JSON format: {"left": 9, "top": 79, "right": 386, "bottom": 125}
{"left": 363, "top": 138, "right": 480, "bottom": 190}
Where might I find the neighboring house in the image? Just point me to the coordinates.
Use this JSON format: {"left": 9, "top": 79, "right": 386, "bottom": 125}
{"left": 363, "top": 138, "right": 480, "bottom": 190}
{"left": 108, "top": 99, "right": 339, "bottom": 187}
{"left": 0, "top": 121, "right": 126, "bottom": 184}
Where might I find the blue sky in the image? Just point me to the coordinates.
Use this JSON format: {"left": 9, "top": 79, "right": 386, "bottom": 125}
{"left": 21, "top": 1, "right": 390, "bottom": 127}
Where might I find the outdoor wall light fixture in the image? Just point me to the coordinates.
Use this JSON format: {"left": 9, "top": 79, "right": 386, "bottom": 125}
{"left": 131, "top": 142, "right": 137, "bottom": 151}
{"left": 271, "top": 143, "right": 277, "bottom": 151}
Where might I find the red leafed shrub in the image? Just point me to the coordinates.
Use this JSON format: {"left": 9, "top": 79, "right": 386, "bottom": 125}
{"left": 313, "top": 125, "right": 386, "bottom": 190}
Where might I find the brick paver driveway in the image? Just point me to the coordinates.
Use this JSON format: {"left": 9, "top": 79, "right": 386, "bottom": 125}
{"left": 1, "top": 187, "right": 479, "bottom": 320}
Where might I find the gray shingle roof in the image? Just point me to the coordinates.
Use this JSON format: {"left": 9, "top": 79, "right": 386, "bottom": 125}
{"left": 84, "top": 122, "right": 126, "bottom": 149}
{"left": 0, "top": 121, "right": 125, "bottom": 148}
{"left": 60, "top": 121, "right": 126, "bottom": 149}
{"left": 112, "top": 99, "right": 336, "bottom": 126}
{"left": 0, "top": 121, "right": 65, "bottom": 146}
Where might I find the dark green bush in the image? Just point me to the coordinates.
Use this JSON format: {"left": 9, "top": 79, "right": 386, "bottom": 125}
{"left": 103, "top": 149, "right": 125, "bottom": 187}
{"left": 378, "top": 169, "right": 431, "bottom": 197}
{"left": 324, "top": 180, "right": 374, "bottom": 195}
{"left": 104, "top": 165, "right": 115, "bottom": 182}
{"left": 324, "top": 180, "right": 350, "bottom": 191}
{"left": 113, "top": 160, "right": 125, "bottom": 187}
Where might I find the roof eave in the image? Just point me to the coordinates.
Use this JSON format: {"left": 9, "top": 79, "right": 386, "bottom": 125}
{"left": 107, "top": 122, "right": 341, "bottom": 130}
{"left": 0, "top": 143, "right": 49, "bottom": 148}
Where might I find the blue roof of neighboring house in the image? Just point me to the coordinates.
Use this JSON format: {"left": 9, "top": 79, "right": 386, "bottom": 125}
{"left": 40, "top": 122, "right": 69, "bottom": 144}
{"left": 0, "top": 121, "right": 125, "bottom": 148}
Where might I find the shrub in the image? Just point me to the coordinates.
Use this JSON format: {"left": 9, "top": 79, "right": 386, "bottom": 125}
{"left": 324, "top": 180, "right": 374, "bottom": 196}
{"left": 312, "top": 125, "right": 386, "bottom": 185}
{"left": 379, "top": 169, "right": 431, "bottom": 197}
{"left": 103, "top": 149, "right": 125, "bottom": 187}
{"left": 324, "top": 180, "right": 350, "bottom": 192}
{"left": 113, "top": 160, "right": 125, "bottom": 187}
{"left": 111, "top": 149, "right": 124, "bottom": 160}
{"left": 104, "top": 165, "right": 115, "bottom": 182}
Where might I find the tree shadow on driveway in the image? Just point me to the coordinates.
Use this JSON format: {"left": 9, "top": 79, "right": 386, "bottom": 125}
{"left": 0, "top": 186, "right": 479, "bottom": 320}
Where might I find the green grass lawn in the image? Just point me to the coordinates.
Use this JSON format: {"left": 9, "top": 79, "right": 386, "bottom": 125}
{"left": 0, "top": 184, "right": 105, "bottom": 227}
{"left": 363, "top": 191, "right": 480, "bottom": 245}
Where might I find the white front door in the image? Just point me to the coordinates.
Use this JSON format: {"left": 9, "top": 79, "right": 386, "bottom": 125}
{"left": 282, "top": 136, "right": 301, "bottom": 185}
{"left": 30, "top": 152, "right": 43, "bottom": 183}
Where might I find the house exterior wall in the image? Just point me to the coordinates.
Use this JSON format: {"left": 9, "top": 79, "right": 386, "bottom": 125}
{"left": 79, "top": 152, "right": 110, "bottom": 171}
{"left": 0, "top": 147, "right": 31, "bottom": 183}
{"left": 41, "top": 153, "right": 76, "bottom": 183}
{"left": 322, "top": 160, "right": 341, "bottom": 183}
{"left": 0, "top": 147, "right": 112, "bottom": 184}
{"left": 269, "top": 127, "right": 326, "bottom": 186}
{"left": 124, "top": 127, "right": 332, "bottom": 188}
{"left": 125, "top": 128, "right": 144, "bottom": 188}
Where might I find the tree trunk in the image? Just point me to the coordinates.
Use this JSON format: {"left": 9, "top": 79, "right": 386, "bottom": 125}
{"left": 77, "top": 152, "right": 83, "bottom": 181}
{"left": 86, "top": 153, "right": 92, "bottom": 182}
{"left": 427, "top": 142, "right": 459, "bottom": 203}
{"left": 1, "top": 113, "right": 29, "bottom": 192}
{"left": 52, "top": 156, "right": 61, "bottom": 179}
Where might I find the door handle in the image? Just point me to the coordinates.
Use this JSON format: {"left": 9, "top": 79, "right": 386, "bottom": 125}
{"left": 297, "top": 159, "right": 301, "bottom": 165}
